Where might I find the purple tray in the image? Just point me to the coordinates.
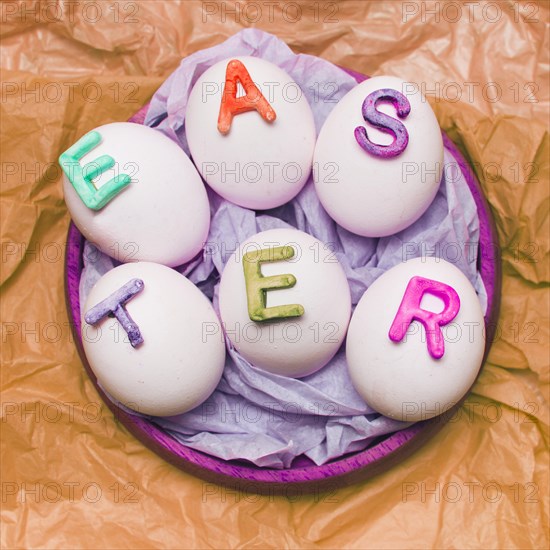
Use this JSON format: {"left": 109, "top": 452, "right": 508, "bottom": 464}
{"left": 64, "top": 68, "right": 501, "bottom": 494}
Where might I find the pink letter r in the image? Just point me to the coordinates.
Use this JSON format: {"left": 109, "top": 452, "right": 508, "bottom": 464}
{"left": 388, "top": 276, "right": 461, "bottom": 359}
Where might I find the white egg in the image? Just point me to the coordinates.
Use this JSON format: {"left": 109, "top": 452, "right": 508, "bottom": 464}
{"left": 314, "top": 75, "right": 443, "bottom": 237}
{"left": 62, "top": 122, "right": 210, "bottom": 267}
{"left": 185, "top": 57, "right": 316, "bottom": 210}
{"left": 346, "top": 257, "right": 485, "bottom": 421}
{"left": 81, "top": 262, "right": 226, "bottom": 417}
{"left": 218, "top": 228, "right": 351, "bottom": 378}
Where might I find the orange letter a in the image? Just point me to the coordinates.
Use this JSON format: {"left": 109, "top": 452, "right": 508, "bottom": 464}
{"left": 217, "top": 59, "right": 277, "bottom": 135}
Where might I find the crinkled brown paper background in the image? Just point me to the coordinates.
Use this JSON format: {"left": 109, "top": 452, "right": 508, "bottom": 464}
{"left": 1, "top": 1, "right": 548, "bottom": 548}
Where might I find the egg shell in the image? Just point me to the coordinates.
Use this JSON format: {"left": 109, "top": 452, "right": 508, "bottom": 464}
{"left": 185, "top": 56, "right": 316, "bottom": 210}
{"left": 346, "top": 257, "right": 485, "bottom": 421}
{"left": 82, "top": 262, "right": 226, "bottom": 417}
{"left": 63, "top": 122, "right": 210, "bottom": 267}
{"left": 314, "top": 75, "right": 444, "bottom": 237}
{"left": 218, "top": 228, "right": 351, "bottom": 378}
